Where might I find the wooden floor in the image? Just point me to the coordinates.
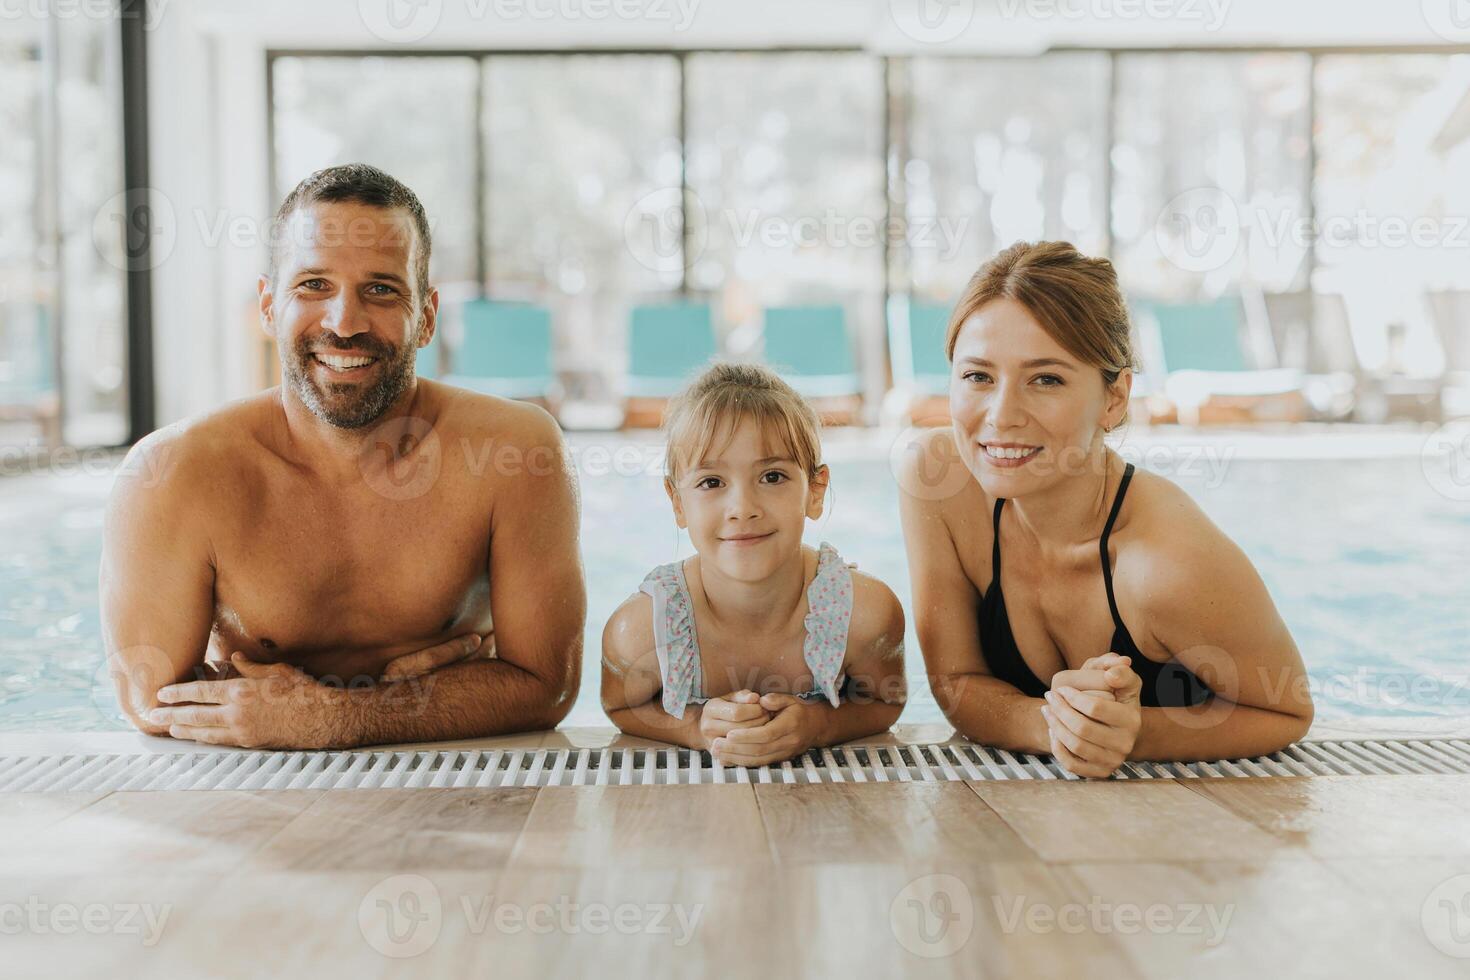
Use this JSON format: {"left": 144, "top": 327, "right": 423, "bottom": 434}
{"left": 3, "top": 773, "right": 1469, "bottom": 978}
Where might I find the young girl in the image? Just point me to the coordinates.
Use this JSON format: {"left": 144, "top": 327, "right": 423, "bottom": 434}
{"left": 601, "top": 363, "right": 907, "bottom": 767}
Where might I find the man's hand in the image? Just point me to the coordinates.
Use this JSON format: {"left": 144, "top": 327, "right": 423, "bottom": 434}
{"left": 149, "top": 653, "right": 355, "bottom": 749}
{"left": 697, "top": 690, "right": 771, "bottom": 748}
{"left": 1042, "top": 653, "right": 1143, "bottom": 778}
{"left": 708, "top": 692, "right": 823, "bottom": 767}
{"left": 380, "top": 633, "right": 487, "bottom": 682}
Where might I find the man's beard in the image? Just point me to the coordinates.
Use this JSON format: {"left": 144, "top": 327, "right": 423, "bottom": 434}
{"left": 283, "top": 326, "right": 420, "bottom": 430}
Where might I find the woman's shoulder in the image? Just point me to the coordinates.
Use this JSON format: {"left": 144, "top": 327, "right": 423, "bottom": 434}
{"left": 1114, "top": 463, "right": 1257, "bottom": 609}
{"left": 895, "top": 425, "right": 992, "bottom": 521}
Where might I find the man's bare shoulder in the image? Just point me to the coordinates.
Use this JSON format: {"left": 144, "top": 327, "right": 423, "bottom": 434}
{"left": 426, "top": 382, "right": 563, "bottom": 447}
{"left": 423, "top": 382, "right": 569, "bottom": 485}
{"left": 114, "top": 390, "right": 279, "bottom": 498}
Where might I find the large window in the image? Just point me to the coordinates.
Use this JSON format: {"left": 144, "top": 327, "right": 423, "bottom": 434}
{"left": 272, "top": 57, "right": 481, "bottom": 286}
{"left": 901, "top": 54, "right": 1111, "bottom": 302}
{"left": 1, "top": 19, "right": 129, "bottom": 451}
{"left": 685, "top": 52, "right": 885, "bottom": 337}
{"left": 264, "top": 47, "right": 1470, "bottom": 403}
{"left": 1314, "top": 54, "right": 1470, "bottom": 376}
{"left": 1111, "top": 53, "right": 1312, "bottom": 302}
{"left": 484, "top": 55, "right": 680, "bottom": 394}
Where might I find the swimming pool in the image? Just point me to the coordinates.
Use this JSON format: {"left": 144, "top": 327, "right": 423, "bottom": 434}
{"left": 2, "top": 428, "right": 1467, "bottom": 732}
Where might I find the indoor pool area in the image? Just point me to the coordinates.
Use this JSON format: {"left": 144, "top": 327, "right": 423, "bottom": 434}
{"left": 6, "top": 1, "right": 1470, "bottom": 976}
{"left": 3, "top": 428, "right": 1468, "bottom": 735}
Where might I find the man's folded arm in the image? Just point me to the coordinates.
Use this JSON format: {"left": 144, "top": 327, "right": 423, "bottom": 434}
{"left": 100, "top": 432, "right": 218, "bottom": 736}
{"left": 334, "top": 406, "right": 586, "bottom": 746}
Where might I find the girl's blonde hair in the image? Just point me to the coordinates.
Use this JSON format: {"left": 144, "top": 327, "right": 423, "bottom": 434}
{"left": 662, "top": 362, "right": 823, "bottom": 485}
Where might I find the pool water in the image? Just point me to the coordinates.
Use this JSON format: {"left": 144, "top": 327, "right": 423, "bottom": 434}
{"left": 2, "top": 431, "right": 1467, "bottom": 732}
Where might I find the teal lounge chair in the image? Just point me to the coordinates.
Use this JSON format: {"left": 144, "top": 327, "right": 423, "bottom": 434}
{"left": 1140, "top": 296, "right": 1305, "bottom": 422}
{"left": 443, "top": 300, "right": 555, "bottom": 400}
{"left": 761, "top": 305, "right": 861, "bottom": 399}
{"left": 415, "top": 320, "right": 444, "bottom": 380}
{"left": 887, "top": 294, "right": 951, "bottom": 397}
{"left": 0, "top": 303, "right": 61, "bottom": 446}
{"left": 625, "top": 301, "right": 716, "bottom": 398}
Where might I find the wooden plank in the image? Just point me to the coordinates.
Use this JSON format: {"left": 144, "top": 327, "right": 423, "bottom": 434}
{"left": 0, "top": 792, "right": 106, "bottom": 839}
{"left": 1321, "top": 856, "right": 1470, "bottom": 963}
{"left": 1058, "top": 859, "right": 1463, "bottom": 979}
{"left": 1, "top": 790, "right": 321, "bottom": 876}
{"left": 968, "top": 781, "right": 1293, "bottom": 863}
{"left": 251, "top": 788, "right": 539, "bottom": 872}
{"left": 507, "top": 785, "right": 771, "bottom": 870}
{"left": 0, "top": 873, "right": 221, "bottom": 978}
{"left": 755, "top": 781, "right": 1039, "bottom": 866}
{"left": 1185, "top": 775, "right": 1470, "bottom": 857}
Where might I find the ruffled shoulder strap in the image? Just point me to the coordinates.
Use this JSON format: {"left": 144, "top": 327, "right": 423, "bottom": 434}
{"left": 801, "top": 542, "right": 854, "bottom": 708}
{"left": 637, "top": 559, "right": 703, "bottom": 719}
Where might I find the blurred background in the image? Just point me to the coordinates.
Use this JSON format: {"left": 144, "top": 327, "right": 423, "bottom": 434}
{"left": 3, "top": 0, "right": 1470, "bottom": 445}
{"left": 2, "top": 1, "right": 1468, "bottom": 730}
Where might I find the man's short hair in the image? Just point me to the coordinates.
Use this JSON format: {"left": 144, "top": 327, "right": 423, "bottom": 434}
{"left": 269, "top": 163, "right": 432, "bottom": 301}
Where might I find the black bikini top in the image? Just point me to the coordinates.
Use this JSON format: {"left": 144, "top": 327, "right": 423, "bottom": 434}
{"left": 976, "top": 462, "right": 1211, "bottom": 708}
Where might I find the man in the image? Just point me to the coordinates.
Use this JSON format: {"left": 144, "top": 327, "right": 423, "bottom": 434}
{"left": 100, "top": 164, "right": 585, "bottom": 748}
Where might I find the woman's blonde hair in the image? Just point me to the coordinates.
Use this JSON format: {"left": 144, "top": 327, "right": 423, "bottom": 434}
{"left": 662, "top": 362, "right": 823, "bottom": 485}
{"left": 945, "top": 241, "right": 1136, "bottom": 396}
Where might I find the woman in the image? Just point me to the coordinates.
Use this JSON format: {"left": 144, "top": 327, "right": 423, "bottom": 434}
{"left": 898, "top": 241, "right": 1313, "bottom": 777}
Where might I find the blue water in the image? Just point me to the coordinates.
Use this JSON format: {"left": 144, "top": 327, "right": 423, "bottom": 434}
{"left": 2, "top": 434, "right": 1468, "bottom": 731}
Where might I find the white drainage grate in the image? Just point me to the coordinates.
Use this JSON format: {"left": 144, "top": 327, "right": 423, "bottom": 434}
{"left": 1, "top": 739, "right": 1468, "bottom": 792}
